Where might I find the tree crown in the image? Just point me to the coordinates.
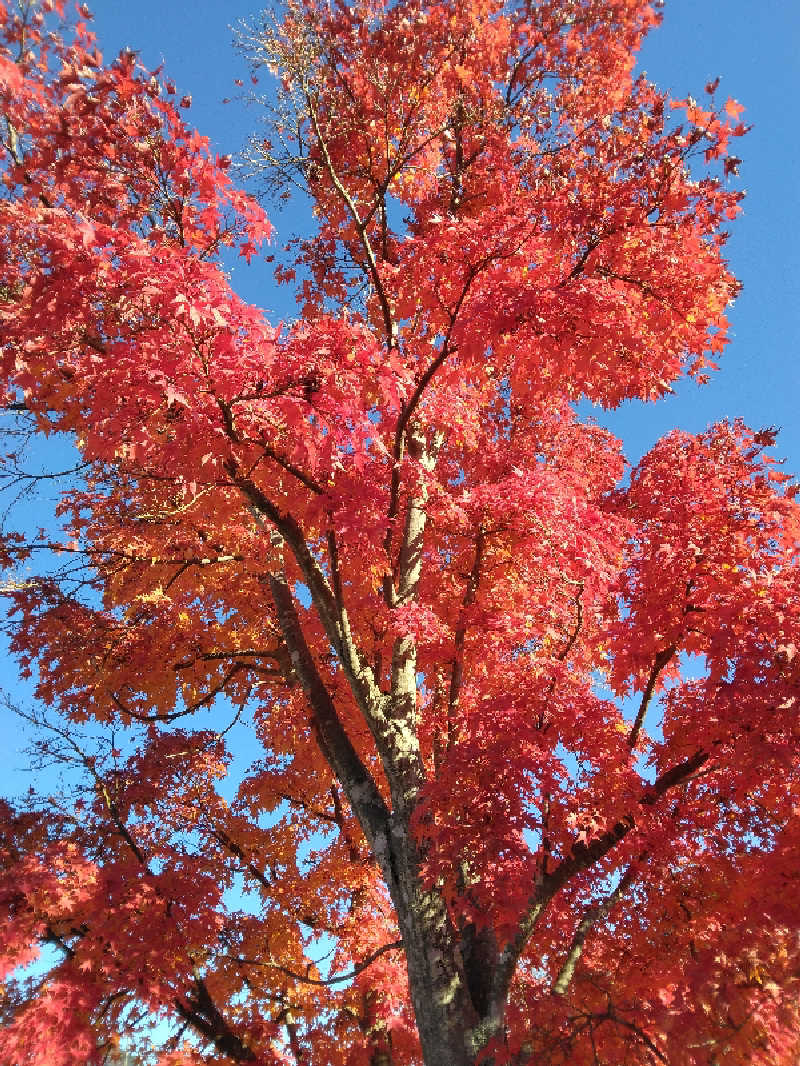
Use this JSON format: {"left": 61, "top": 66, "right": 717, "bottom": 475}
{"left": 1, "top": 1, "right": 798, "bottom": 1064}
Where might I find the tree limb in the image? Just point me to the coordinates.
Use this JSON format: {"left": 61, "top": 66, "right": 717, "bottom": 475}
{"left": 628, "top": 646, "right": 675, "bottom": 750}
{"left": 267, "top": 565, "right": 392, "bottom": 868}
{"left": 476, "top": 750, "right": 709, "bottom": 1052}
{"left": 552, "top": 863, "right": 637, "bottom": 995}
{"left": 174, "top": 978, "right": 258, "bottom": 1063}
{"left": 225, "top": 460, "right": 383, "bottom": 724}
{"left": 302, "top": 87, "right": 397, "bottom": 351}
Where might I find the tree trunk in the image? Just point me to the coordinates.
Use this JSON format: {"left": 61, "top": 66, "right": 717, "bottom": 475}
{"left": 381, "top": 814, "right": 482, "bottom": 1066}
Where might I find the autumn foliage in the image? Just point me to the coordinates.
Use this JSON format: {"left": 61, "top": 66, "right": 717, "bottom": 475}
{"left": 0, "top": 0, "right": 798, "bottom": 1064}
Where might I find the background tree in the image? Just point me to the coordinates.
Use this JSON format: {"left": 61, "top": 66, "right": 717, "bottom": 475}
{"left": 1, "top": 1, "right": 799, "bottom": 1064}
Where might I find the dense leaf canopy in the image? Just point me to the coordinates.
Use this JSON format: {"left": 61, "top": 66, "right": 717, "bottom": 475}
{"left": 1, "top": 1, "right": 798, "bottom": 1064}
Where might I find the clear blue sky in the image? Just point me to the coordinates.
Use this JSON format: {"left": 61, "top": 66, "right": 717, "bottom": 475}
{"left": 1, "top": 0, "right": 798, "bottom": 789}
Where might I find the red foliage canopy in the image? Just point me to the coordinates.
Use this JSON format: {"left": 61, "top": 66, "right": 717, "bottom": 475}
{"left": 1, "top": 1, "right": 797, "bottom": 1064}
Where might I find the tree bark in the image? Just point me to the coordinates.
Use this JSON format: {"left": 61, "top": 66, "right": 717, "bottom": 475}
{"left": 380, "top": 814, "right": 481, "bottom": 1066}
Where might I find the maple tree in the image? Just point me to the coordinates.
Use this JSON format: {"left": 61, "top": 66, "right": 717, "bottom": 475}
{"left": 0, "top": 0, "right": 798, "bottom": 1063}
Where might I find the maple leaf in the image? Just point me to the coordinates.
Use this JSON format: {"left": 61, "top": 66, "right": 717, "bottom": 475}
{"left": 725, "top": 96, "right": 746, "bottom": 119}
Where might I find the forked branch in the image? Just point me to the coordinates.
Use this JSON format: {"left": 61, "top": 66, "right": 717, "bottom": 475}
{"left": 476, "top": 750, "right": 709, "bottom": 1053}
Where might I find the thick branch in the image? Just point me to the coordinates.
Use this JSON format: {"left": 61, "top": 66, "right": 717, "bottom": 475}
{"left": 230, "top": 465, "right": 425, "bottom": 820}
{"left": 174, "top": 978, "right": 258, "bottom": 1063}
{"left": 42, "top": 925, "right": 79, "bottom": 961}
{"left": 386, "top": 430, "right": 439, "bottom": 808}
{"left": 0, "top": 540, "right": 244, "bottom": 569}
{"left": 393, "top": 455, "right": 430, "bottom": 607}
{"left": 545, "top": 750, "right": 707, "bottom": 900}
{"left": 562, "top": 233, "right": 601, "bottom": 284}
{"left": 226, "top": 462, "right": 383, "bottom": 722}
{"left": 110, "top": 663, "right": 248, "bottom": 725}
{"left": 261, "top": 441, "right": 325, "bottom": 495}
{"left": 383, "top": 260, "right": 486, "bottom": 587}
{"left": 593, "top": 1010, "right": 668, "bottom": 1065}
{"left": 267, "top": 567, "right": 392, "bottom": 865}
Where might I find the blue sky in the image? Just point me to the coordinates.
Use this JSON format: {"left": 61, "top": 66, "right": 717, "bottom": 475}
{"left": 1, "top": 0, "right": 798, "bottom": 788}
